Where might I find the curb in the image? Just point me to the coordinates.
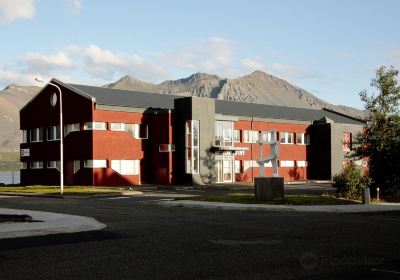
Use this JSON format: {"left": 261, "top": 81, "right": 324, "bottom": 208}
{"left": 157, "top": 200, "right": 400, "bottom": 213}
{"left": 0, "top": 191, "right": 143, "bottom": 199}
{"left": 0, "top": 208, "right": 106, "bottom": 239}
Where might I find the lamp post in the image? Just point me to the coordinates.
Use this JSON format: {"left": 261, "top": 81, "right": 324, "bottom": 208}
{"left": 2, "top": 115, "right": 14, "bottom": 185}
{"left": 35, "top": 78, "right": 64, "bottom": 195}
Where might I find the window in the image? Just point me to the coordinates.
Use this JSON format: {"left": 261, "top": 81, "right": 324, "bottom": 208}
{"left": 134, "top": 124, "right": 148, "bottom": 139}
{"left": 47, "top": 161, "right": 60, "bottom": 170}
{"left": 343, "top": 132, "right": 352, "bottom": 152}
{"left": 111, "top": 160, "right": 139, "bottom": 175}
{"left": 21, "top": 130, "right": 28, "bottom": 143}
{"left": 233, "top": 130, "right": 241, "bottom": 142}
{"left": 297, "top": 160, "right": 308, "bottom": 167}
{"left": 280, "top": 132, "right": 294, "bottom": 144}
{"left": 258, "top": 160, "right": 272, "bottom": 167}
{"left": 215, "top": 121, "right": 233, "bottom": 146}
{"left": 159, "top": 144, "right": 175, "bottom": 152}
{"left": 186, "top": 120, "right": 199, "bottom": 174}
{"left": 84, "top": 122, "right": 107, "bottom": 130}
{"left": 30, "top": 128, "right": 43, "bottom": 142}
{"left": 296, "top": 133, "right": 310, "bottom": 145}
{"left": 22, "top": 162, "right": 28, "bottom": 169}
{"left": 64, "top": 123, "right": 80, "bottom": 137}
{"left": 47, "top": 126, "right": 60, "bottom": 141}
{"left": 280, "top": 160, "right": 295, "bottom": 167}
{"left": 243, "top": 160, "right": 252, "bottom": 171}
{"left": 110, "top": 122, "right": 124, "bottom": 131}
{"left": 74, "top": 160, "right": 80, "bottom": 174}
{"left": 243, "top": 130, "right": 259, "bottom": 143}
{"left": 235, "top": 160, "right": 241, "bottom": 173}
{"left": 30, "top": 161, "right": 43, "bottom": 169}
{"left": 84, "top": 160, "right": 107, "bottom": 168}
{"left": 260, "top": 131, "right": 277, "bottom": 143}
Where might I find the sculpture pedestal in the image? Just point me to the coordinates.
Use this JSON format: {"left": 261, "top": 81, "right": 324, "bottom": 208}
{"left": 254, "top": 177, "right": 284, "bottom": 201}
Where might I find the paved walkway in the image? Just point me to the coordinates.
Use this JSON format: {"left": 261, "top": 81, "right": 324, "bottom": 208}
{"left": 158, "top": 200, "right": 400, "bottom": 212}
{"left": 0, "top": 208, "right": 106, "bottom": 239}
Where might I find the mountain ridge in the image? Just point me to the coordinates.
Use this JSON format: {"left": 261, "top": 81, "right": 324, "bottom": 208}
{"left": 0, "top": 71, "right": 366, "bottom": 152}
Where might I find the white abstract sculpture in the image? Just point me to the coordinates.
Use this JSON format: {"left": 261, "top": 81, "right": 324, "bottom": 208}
{"left": 257, "top": 129, "right": 280, "bottom": 177}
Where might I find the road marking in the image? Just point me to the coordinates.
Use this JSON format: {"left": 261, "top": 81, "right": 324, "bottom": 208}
{"left": 371, "top": 268, "right": 400, "bottom": 274}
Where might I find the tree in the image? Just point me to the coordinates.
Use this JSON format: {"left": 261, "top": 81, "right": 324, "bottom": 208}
{"left": 332, "top": 162, "right": 370, "bottom": 200}
{"left": 350, "top": 66, "right": 400, "bottom": 197}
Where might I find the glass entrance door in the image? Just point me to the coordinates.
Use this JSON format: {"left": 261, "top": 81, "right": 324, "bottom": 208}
{"left": 216, "top": 157, "right": 234, "bottom": 183}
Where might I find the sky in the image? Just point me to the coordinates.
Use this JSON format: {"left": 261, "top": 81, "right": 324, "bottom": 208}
{"left": 1, "top": 0, "right": 400, "bottom": 109}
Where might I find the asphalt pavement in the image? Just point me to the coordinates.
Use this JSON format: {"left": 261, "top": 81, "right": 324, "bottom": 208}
{"left": 0, "top": 190, "right": 399, "bottom": 279}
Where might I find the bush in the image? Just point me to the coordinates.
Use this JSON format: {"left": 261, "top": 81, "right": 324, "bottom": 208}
{"left": 332, "top": 162, "right": 370, "bottom": 200}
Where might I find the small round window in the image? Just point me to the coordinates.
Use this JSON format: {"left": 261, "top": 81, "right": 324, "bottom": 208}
{"left": 50, "top": 92, "right": 58, "bottom": 107}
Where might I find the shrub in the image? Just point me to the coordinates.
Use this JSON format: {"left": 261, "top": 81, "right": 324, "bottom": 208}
{"left": 332, "top": 162, "right": 371, "bottom": 200}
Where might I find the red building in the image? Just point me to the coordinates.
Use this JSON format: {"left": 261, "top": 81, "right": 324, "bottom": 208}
{"left": 19, "top": 79, "right": 364, "bottom": 186}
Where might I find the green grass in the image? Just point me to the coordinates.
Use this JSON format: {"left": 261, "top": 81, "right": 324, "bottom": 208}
{"left": 176, "top": 193, "right": 360, "bottom": 205}
{"left": 0, "top": 185, "right": 126, "bottom": 196}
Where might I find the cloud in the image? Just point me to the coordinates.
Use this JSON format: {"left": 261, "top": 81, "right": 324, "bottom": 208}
{"left": 0, "top": 44, "right": 171, "bottom": 87}
{"left": 0, "top": 0, "right": 34, "bottom": 23}
{"left": 162, "top": 37, "right": 235, "bottom": 74}
{"left": 271, "top": 63, "right": 320, "bottom": 81}
{"left": 241, "top": 58, "right": 266, "bottom": 72}
{"left": 66, "top": 0, "right": 81, "bottom": 14}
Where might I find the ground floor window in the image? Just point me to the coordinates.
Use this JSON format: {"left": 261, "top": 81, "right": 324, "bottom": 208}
{"left": 47, "top": 161, "right": 60, "bottom": 170}
{"left": 111, "top": 160, "right": 139, "bottom": 175}
{"left": 84, "top": 160, "right": 107, "bottom": 168}
{"left": 74, "top": 160, "right": 80, "bottom": 174}
{"left": 297, "top": 160, "right": 308, "bottom": 167}
{"left": 280, "top": 160, "right": 295, "bottom": 167}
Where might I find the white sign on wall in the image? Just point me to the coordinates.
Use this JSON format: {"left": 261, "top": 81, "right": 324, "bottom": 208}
{"left": 20, "top": 148, "right": 30, "bottom": 157}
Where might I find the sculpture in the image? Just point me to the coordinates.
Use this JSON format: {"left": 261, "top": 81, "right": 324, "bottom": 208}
{"left": 256, "top": 129, "right": 279, "bottom": 177}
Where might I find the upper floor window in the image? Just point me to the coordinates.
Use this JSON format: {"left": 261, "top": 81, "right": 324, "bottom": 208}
{"left": 233, "top": 130, "right": 241, "bottom": 142}
{"left": 260, "top": 131, "right": 277, "bottom": 143}
{"left": 110, "top": 123, "right": 148, "bottom": 139}
{"left": 21, "top": 130, "right": 28, "bottom": 143}
{"left": 343, "top": 132, "right": 352, "bottom": 152}
{"left": 280, "top": 132, "right": 294, "bottom": 144}
{"left": 47, "top": 125, "right": 60, "bottom": 141}
{"left": 84, "top": 122, "right": 107, "bottom": 131}
{"left": 296, "top": 133, "right": 310, "bottom": 145}
{"left": 30, "top": 128, "right": 43, "bottom": 143}
{"left": 215, "top": 121, "right": 233, "bottom": 146}
{"left": 186, "top": 120, "right": 199, "bottom": 174}
{"left": 64, "top": 123, "right": 80, "bottom": 137}
{"left": 243, "top": 130, "right": 259, "bottom": 143}
{"left": 30, "top": 161, "right": 43, "bottom": 169}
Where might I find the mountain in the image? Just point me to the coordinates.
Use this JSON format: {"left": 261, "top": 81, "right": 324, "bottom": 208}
{"left": 0, "top": 70, "right": 366, "bottom": 152}
{"left": 0, "top": 84, "right": 40, "bottom": 152}
{"left": 105, "top": 70, "right": 367, "bottom": 119}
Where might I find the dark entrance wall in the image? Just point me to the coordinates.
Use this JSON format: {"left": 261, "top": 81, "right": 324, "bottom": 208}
{"left": 308, "top": 123, "right": 331, "bottom": 180}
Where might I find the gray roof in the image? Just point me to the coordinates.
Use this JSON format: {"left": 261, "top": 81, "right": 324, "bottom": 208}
{"left": 67, "top": 83, "right": 364, "bottom": 125}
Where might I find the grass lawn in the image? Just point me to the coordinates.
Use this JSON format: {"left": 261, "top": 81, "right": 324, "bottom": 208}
{"left": 0, "top": 185, "right": 126, "bottom": 196}
{"left": 176, "top": 193, "right": 360, "bottom": 205}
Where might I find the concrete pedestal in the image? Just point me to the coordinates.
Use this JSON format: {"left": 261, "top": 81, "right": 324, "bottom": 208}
{"left": 254, "top": 177, "right": 284, "bottom": 201}
{"left": 362, "top": 187, "right": 371, "bottom": 205}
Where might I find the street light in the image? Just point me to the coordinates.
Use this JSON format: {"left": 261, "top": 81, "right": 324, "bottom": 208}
{"left": 2, "top": 115, "right": 14, "bottom": 185}
{"left": 35, "top": 78, "right": 64, "bottom": 195}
